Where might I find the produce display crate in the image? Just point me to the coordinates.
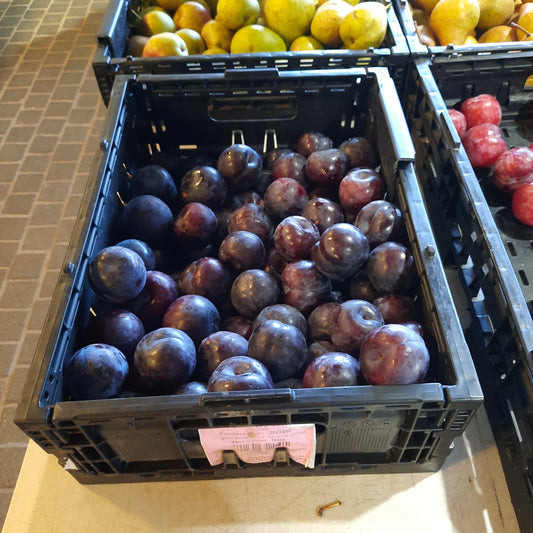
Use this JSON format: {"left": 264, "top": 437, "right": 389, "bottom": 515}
{"left": 92, "top": 0, "right": 410, "bottom": 106}
{"left": 15, "top": 67, "right": 482, "bottom": 485}
{"left": 393, "top": 0, "right": 533, "bottom": 57}
{"left": 404, "top": 56, "right": 533, "bottom": 529}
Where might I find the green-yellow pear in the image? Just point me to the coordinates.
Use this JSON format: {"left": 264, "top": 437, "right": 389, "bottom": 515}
{"left": 215, "top": 0, "right": 260, "bottom": 30}
{"left": 310, "top": 0, "right": 353, "bottom": 47}
{"left": 429, "top": 0, "right": 480, "bottom": 46}
{"left": 230, "top": 24, "right": 287, "bottom": 52}
{"left": 339, "top": 1, "right": 387, "bottom": 50}
{"left": 137, "top": 10, "right": 176, "bottom": 37}
{"left": 143, "top": 32, "right": 189, "bottom": 57}
{"left": 476, "top": 0, "right": 514, "bottom": 31}
{"left": 201, "top": 19, "right": 234, "bottom": 50}
{"left": 263, "top": 0, "right": 317, "bottom": 45}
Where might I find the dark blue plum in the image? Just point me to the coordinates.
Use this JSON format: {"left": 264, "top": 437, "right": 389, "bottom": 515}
{"left": 247, "top": 319, "right": 307, "bottom": 381}
{"left": 129, "top": 164, "right": 178, "bottom": 205}
{"left": 65, "top": 343, "right": 129, "bottom": 400}
{"left": 120, "top": 194, "right": 174, "bottom": 249}
{"left": 88, "top": 245, "right": 147, "bottom": 303}
{"left": 134, "top": 327, "right": 197, "bottom": 394}
{"left": 116, "top": 239, "right": 156, "bottom": 270}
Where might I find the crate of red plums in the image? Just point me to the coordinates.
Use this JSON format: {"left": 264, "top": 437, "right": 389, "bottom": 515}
{"left": 404, "top": 55, "right": 533, "bottom": 526}
{"left": 15, "top": 67, "right": 482, "bottom": 484}
{"left": 92, "top": 0, "right": 410, "bottom": 106}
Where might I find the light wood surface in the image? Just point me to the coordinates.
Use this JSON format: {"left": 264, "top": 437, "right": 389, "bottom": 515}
{"left": 2, "top": 405, "right": 519, "bottom": 533}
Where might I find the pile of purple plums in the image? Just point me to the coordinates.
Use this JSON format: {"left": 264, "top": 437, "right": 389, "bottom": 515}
{"left": 64, "top": 132, "right": 431, "bottom": 401}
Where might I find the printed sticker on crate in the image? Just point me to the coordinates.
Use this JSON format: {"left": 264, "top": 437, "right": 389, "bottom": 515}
{"left": 199, "top": 424, "right": 316, "bottom": 468}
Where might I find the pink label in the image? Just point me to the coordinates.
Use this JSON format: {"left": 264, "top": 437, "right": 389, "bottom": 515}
{"left": 198, "top": 424, "right": 316, "bottom": 468}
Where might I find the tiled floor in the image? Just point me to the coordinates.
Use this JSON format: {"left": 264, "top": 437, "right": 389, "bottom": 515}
{"left": 0, "top": 0, "right": 108, "bottom": 526}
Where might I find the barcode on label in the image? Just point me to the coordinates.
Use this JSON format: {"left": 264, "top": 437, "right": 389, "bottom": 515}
{"left": 233, "top": 441, "right": 290, "bottom": 452}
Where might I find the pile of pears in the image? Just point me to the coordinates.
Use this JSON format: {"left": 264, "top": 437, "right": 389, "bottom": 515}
{"left": 127, "top": 0, "right": 391, "bottom": 58}
{"left": 411, "top": 0, "right": 533, "bottom": 47}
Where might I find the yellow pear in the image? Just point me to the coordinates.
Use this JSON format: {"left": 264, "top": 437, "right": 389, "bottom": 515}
{"left": 230, "top": 24, "right": 287, "bottom": 52}
{"left": 516, "top": 4, "right": 533, "bottom": 40}
{"left": 263, "top": 0, "right": 317, "bottom": 45}
{"left": 215, "top": 0, "right": 260, "bottom": 30}
{"left": 290, "top": 35, "right": 324, "bottom": 50}
{"left": 201, "top": 19, "right": 234, "bottom": 50}
{"left": 418, "top": 0, "right": 440, "bottom": 15}
{"left": 175, "top": 28, "right": 207, "bottom": 54}
{"left": 339, "top": 1, "right": 387, "bottom": 50}
{"left": 310, "top": 0, "right": 353, "bottom": 47}
{"left": 476, "top": 0, "right": 514, "bottom": 31}
{"left": 429, "top": 0, "right": 480, "bottom": 46}
{"left": 203, "top": 46, "right": 228, "bottom": 54}
{"left": 478, "top": 25, "right": 516, "bottom": 43}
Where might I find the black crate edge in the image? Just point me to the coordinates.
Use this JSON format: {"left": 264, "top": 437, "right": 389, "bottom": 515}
{"left": 16, "top": 67, "right": 482, "bottom": 484}
{"left": 92, "top": 0, "right": 410, "bottom": 107}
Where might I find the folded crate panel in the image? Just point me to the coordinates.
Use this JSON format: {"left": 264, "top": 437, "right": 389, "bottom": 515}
{"left": 404, "top": 55, "right": 533, "bottom": 528}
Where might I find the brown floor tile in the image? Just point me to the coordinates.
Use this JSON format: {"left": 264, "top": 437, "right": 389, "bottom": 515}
{"left": 7, "top": 252, "right": 47, "bottom": 280}
{"left": 0, "top": 447, "right": 27, "bottom": 489}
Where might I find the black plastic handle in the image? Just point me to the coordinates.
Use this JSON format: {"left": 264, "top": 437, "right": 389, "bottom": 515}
{"left": 223, "top": 68, "right": 280, "bottom": 81}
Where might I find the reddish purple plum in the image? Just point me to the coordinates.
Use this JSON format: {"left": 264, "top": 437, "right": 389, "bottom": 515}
{"left": 177, "top": 257, "right": 232, "bottom": 305}
{"left": 359, "top": 324, "right": 430, "bottom": 385}
{"left": 79, "top": 308, "right": 145, "bottom": 363}
{"left": 207, "top": 355, "right": 273, "bottom": 392}
{"left": 339, "top": 137, "right": 377, "bottom": 169}
{"left": 301, "top": 197, "right": 344, "bottom": 233}
{"left": 127, "top": 270, "right": 179, "bottom": 331}
{"left": 197, "top": 330, "right": 249, "bottom": 379}
{"left": 274, "top": 215, "right": 320, "bottom": 262}
{"left": 354, "top": 200, "right": 405, "bottom": 249}
{"left": 366, "top": 241, "right": 417, "bottom": 294}
{"left": 296, "top": 131, "right": 333, "bottom": 157}
{"left": 281, "top": 260, "right": 332, "bottom": 314}
{"left": 330, "top": 299, "right": 384, "bottom": 354}
{"left": 263, "top": 177, "right": 309, "bottom": 221}
{"left": 162, "top": 294, "right": 220, "bottom": 346}
{"left": 302, "top": 352, "right": 360, "bottom": 388}
{"left": 271, "top": 152, "right": 307, "bottom": 184}
{"left": 252, "top": 303, "right": 308, "bottom": 340}
{"left": 230, "top": 269, "right": 280, "bottom": 319}
{"left": 217, "top": 144, "right": 263, "bottom": 192}
{"left": 312, "top": 223, "right": 369, "bottom": 281}
{"left": 227, "top": 203, "right": 274, "bottom": 243}
{"left": 338, "top": 168, "right": 385, "bottom": 215}
{"left": 305, "top": 148, "right": 348, "bottom": 187}
{"left": 180, "top": 165, "right": 227, "bottom": 208}
{"left": 218, "top": 230, "right": 266, "bottom": 272}
{"left": 173, "top": 202, "right": 218, "bottom": 247}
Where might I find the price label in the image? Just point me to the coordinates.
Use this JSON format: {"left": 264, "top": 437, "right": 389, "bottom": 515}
{"left": 198, "top": 424, "right": 316, "bottom": 468}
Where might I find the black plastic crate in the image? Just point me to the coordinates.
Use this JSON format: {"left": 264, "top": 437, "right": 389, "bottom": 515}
{"left": 15, "top": 67, "right": 482, "bottom": 484}
{"left": 393, "top": 0, "right": 533, "bottom": 58}
{"left": 92, "top": 0, "right": 410, "bottom": 106}
{"left": 404, "top": 56, "right": 533, "bottom": 529}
